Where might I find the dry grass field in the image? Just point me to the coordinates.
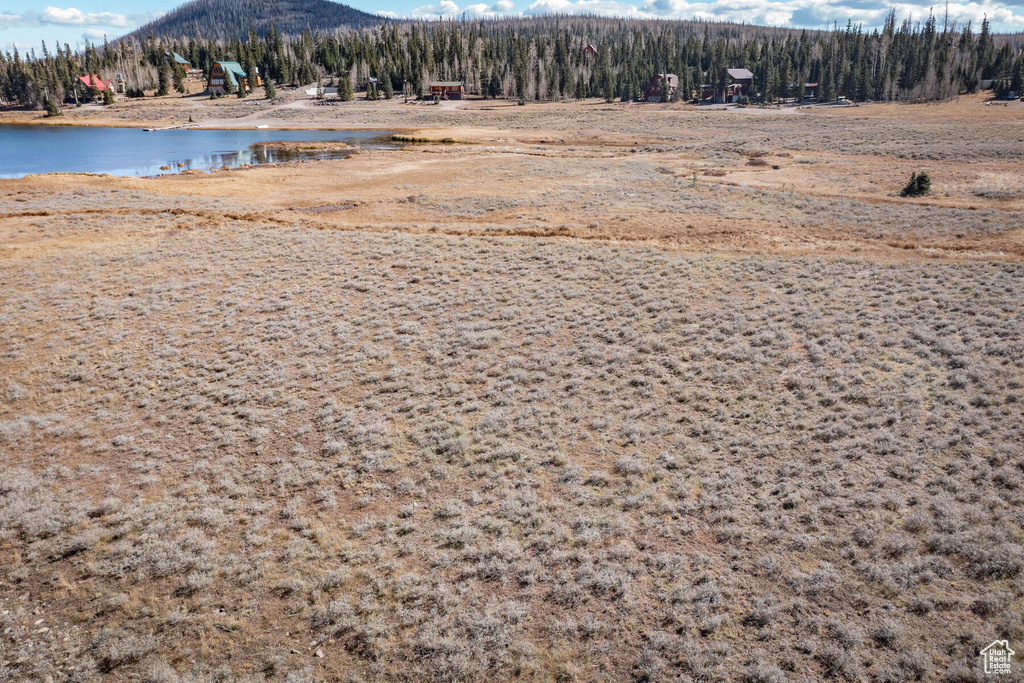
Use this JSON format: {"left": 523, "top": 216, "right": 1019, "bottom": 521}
{"left": 1, "top": 96, "right": 1023, "bottom": 683}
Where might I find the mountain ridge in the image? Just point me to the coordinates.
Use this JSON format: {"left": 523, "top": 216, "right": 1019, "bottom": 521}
{"left": 123, "top": 0, "right": 383, "bottom": 41}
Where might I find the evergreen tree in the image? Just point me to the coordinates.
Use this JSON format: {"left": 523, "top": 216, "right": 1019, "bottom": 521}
{"left": 901, "top": 171, "right": 931, "bottom": 196}
{"left": 339, "top": 72, "right": 353, "bottom": 101}
{"left": 487, "top": 69, "right": 501, "bottom": 99}
{"left": 298, "top": 59, "right": 317, "bottom": 86}
{"left": 44, "top": 93, "right": 62, "bottom": 116}
{"left": 156, "top": 63, "right": 170, "bottom": 96}
{"left": 601, "top": 63, "right": 615, "bottom": 103}
{"left": 1011, "top": 58, "right": 1024, "bottom": 95}
{"left": 264, "top": 78, "right": 276, "bottom": 99}
{"left": 173, "top": 65, "right": 186, "bottom": 94}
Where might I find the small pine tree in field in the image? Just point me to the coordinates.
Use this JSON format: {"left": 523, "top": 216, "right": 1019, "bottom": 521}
{"left": 339, "top": 75, "right": 353, "bottom": 101}
{"left": 382, "top": 78, "right": 393, "bottom": 99}
{"left": 914, "top": 172, "right": 931, "bottom": 195}
{"left": 44, "top": 94, "right": 62, "bottom": 117}
{"left": 102, "top": 88, "right": 114, "bottom": 105}
{"left": 264, "top": 79, "right": 276, "bottom": 99}
{"left": 901, "top": 171, "right": 931, "bottom": 197}
{"left": 237, "top": 83, "right": 246, "bottom": 98}
{"left": 222, "top": 75, "right": 235, "bottom": 96}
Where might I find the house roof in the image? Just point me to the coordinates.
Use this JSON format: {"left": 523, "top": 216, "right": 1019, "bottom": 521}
{"left": 166, "top": 51, "right": 190, "bottom": 65}
{"left": 981, "top": 640, "right": 1015, "bottom": 654}
{"left": 650, "top": 73, "right": 678, "bottom": 84}
{"left": 77, "top": 75, "right": 108, "bottom": 91}
{"left": 429, "top": 81, "right": 464, "bottom": 87}
{"left": 727, "top": 68, "right": 754, "bottom": 80}
{"left": 214, "top": 61, "right": 247, "bottom": 88}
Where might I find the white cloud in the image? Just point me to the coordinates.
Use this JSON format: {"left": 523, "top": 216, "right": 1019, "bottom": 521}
{"left": 411, "top": 0, "right": 521, "bottom": 17}
{"left": 0, "top": 11, "right": 38, "bottom": 27}
{"left": 0, "top": 6, "right": 138, "bottom": 27}
{"left": 40, "top": 6, "right": 128, "bottom": 26}
{"left": 410, "top": 0, "right": 462, "bottom": 17}
{"left": 461, "top": 2, "right": 519, "bottom": 16}
{"left": 82, "top": 27, "right": 108, "bottom": 42}
{"left": 527, "top": 0, "right": 646, "bottom": 14}
{"left": 0, "top": 6, "right": 163, "bottom": 41}
{"left": 522, "top": 0, "right": 1024, "bottom": 29}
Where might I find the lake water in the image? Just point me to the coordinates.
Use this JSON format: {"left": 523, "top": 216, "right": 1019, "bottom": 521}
{"left": 0, "top": 125, "right": 395, "bottom": 179}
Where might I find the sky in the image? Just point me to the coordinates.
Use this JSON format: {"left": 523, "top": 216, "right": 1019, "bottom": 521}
{"left": 2, "top": 0, "right": 1023, "bottom": 54}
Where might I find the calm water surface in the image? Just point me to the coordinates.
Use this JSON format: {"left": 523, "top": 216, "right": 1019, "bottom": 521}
{"left": 0, "top": 125, "right": 395, "bottom": 178}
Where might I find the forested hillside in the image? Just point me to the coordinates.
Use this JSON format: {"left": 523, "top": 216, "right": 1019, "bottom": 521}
{"left": 2, "top": 14, "right": 1022, "bottom": 109}
{"left": 123, "top": 0, "right": 382, "bottom": 41}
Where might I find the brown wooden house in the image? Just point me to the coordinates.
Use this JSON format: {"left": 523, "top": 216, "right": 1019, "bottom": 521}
{"left": 208, "top": 61, "right": 250, "bottom": 95}
{"left": 644, "top": 73, "right": 678, "bottom": 102}
{"left": 702, "top": 68, "right": 754, "bottom": 103}
{"left": 428, "top": 81, "right": 465, "bottom": 100}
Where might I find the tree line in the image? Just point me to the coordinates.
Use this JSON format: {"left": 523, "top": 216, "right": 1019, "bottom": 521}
{"left": 2, "top": 14, "right": 1022, "bottom": 109}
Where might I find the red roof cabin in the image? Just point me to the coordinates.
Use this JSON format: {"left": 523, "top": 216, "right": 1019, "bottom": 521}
{"left": 77, "top": 75, "right": 114, "bottom": 100}
{"left": 645, "top": 73, "right": 678, "bottom": 102}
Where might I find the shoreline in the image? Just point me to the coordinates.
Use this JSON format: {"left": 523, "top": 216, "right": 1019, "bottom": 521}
{"left": 0, "top": 116, "right": 418, "bottom": 133}
{"left": 2, "top": 92, "right": 1022, "bottom": 259}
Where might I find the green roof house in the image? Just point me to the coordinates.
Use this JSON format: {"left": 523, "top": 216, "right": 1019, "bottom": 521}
{"left": 165, "top": 51, "right": 191, "bottom": 68}
{"left": 208, "top": 61, "right": 250, "bottom": 95}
